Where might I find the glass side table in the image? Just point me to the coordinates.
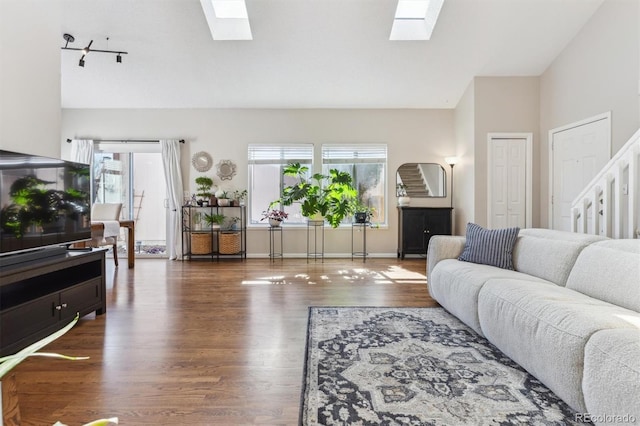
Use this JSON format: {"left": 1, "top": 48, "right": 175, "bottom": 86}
{"left": 351, "top": 222, "right": 369, "bottom": 262}
{"left": 306, "top": 219, "right": 324, "bottom": 263}
{"left": 268, "top": 226, "right": 283, "bottom": 261}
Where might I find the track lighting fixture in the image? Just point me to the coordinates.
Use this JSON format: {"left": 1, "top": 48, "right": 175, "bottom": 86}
{"left": 61, "top": 33, "right": 128, "bottom": 68}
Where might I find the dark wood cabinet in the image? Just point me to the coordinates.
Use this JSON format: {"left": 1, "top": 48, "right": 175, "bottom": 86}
{"left": 0, "top": 249, "right": 106, "bottom": 356}
{"left": 397, "top": 207, "right": 452, "bottom": 259}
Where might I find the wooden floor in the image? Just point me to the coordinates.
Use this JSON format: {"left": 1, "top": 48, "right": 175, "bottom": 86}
{"left": 13, "top": 258, "right": 437, "bottom": 425}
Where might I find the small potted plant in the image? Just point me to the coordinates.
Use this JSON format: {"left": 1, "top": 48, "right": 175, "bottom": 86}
{"left": 195, "top": 176, "right": 214, "bottom": 206}
{"left": 204, "top": 213, "right": 225, "bottom": 229}
{"left": 233, "top": 189, "right": 248, "bottom": 206}
{"left": 223, "top": 216, "right": 241, "bottom": 231}
{"left": 353, "top": 202, "right": 375, "bottom": 224}
{"left": 215, "top": 189, "right": 230, "bottom": 207}
{"left": 261, "top": 209, "right": 288, "bottom": 227}
{"left": 396, "top": 183, "right": 410, "bottom": 206}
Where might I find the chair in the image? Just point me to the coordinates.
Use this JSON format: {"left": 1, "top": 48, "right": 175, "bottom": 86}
{"left": 90, "top": 203, "right": 123, "bottom": 267}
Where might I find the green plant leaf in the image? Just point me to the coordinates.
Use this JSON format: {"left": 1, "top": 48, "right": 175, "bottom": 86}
{"left": 0, "top": 313, "right": 83, "bottom": 380}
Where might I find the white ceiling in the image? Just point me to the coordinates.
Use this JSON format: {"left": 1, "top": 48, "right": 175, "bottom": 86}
{"left": 60, "top": 0, "right": 604, "bottom": 109}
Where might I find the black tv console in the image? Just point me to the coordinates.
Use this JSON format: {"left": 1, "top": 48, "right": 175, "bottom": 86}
{"left": 0, "top": 249, "right": 106, "bottom": 356}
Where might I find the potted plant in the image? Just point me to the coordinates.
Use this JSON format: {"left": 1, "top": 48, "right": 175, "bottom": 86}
{"left": 215, "top": 189, "right": 230, "bottom": 207}
{"left": 233, "top": 189, "right": 248, "bottom": 206}
{"left": 276, "top": 163, "right": 357, "bottom": 228}
{"left": 195, "top": 176, "right": 214, "bottom": 206}
{"left": 192, "top": 211, "right": 203, "bottom": 230}
{"left": 261, "top": 209, "right": 288, "bottom": 227}
{"left": 204, "top": 213, "right": 225, "bottom": 229}
{"left": 224, "top": 216, "right": 241, "bottom": 231}
{"left": 353, "top": 202, "right": 375, "bottom": 224}
{"left": 396, "top": 183, "right": 410, "bottom": 206}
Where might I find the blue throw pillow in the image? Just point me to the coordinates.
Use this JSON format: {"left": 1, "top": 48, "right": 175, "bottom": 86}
{"left": 458, "top": 223, "right": 520, "bottom": 270}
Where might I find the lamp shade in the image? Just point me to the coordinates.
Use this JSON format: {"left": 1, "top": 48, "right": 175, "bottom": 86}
{"left": 445, "top": 156, "right": 459, "bottom": 166}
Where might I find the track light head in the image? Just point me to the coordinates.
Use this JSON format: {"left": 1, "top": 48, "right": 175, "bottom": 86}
{"left": 116, "top": 54, "right": 122, "bottom": 63}
{"left": 79, "top": 56, "right": 85, "bottom": 67}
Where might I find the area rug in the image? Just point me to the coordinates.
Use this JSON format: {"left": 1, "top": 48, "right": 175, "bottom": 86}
{"left": 300, "top": 307, "right": 589, "bottom": 425}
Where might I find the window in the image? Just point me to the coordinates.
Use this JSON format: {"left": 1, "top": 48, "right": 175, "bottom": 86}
{"left": 248, "top": 144, "right": 313, "bottom": 224}
{"left": 322, "top": 144, "right": 387, "bottom": 225}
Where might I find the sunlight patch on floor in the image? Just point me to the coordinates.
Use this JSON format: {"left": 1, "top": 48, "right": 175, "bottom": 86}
{"left": 242, "top": 280, "right": 275, "bottom": 285}
{"left": 382, "top": 265, "right": 427, "bottom": 282}
{"left": 242, "top": 275, "right": 288, "bottom": 285}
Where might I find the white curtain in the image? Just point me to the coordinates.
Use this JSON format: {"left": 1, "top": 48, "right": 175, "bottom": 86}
{"left": 70, "top": 139, "right": 94, "bottom": 164}
{"left": 161, "top": 139, "right": 184, "bottom": 260}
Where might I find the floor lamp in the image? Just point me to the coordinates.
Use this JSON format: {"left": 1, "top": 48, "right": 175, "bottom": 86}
{"left": 445, "top": 157, "right": 458, "bottom": 209}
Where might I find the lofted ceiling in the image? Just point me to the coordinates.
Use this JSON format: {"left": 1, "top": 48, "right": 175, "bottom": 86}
{"left": 60, "top": 0, "right": 604, "bottom": 109}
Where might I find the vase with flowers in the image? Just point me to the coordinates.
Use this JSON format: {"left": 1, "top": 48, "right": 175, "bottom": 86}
{"left": 261, "top": 209, "right": 288, "bottom": 227}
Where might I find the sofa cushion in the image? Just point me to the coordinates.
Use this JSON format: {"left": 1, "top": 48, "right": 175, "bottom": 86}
{"left": 426, "top": 235, "right": 466, "bottom": 289}
{"left": 458, "top": 223, "right": 520, "bottom": 270}
{"left": 512, "top": 228, "right": 607, "bottom": 286}
{"left": 566, "top": 239, "right": 640, "bottom": 312}
{"left": 583, "top": 329, "right": 640, "bottom": 424}
{"left": 430, "top": 259, "right": 552, "bottom": 335}
{"left": 477, "top": 279, "right": 640, "bottom": 412}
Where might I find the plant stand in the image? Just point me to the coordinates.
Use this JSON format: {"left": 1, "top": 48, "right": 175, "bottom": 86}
{"left": 351, "top": 222, "right": 369, "bottom": 262}
{"left": 306, "top": 220, "right": 324, "bottom": 263}
{"left": 268, "top": 226, "right": 283, "bottom": 261}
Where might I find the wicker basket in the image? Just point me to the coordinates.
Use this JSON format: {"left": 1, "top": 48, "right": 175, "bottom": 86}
{"left": 191, "top": 233, "right": 212, "bottom": 255}
{"left": 219, "top": 232, "right": 241, "bottom": 254}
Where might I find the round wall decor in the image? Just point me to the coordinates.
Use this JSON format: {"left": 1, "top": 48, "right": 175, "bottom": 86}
{"left": 192, "top": 151, "right": 213, "bottom": 172}
{"left": 216, "top": 160, "right": 237, "bottom": 180}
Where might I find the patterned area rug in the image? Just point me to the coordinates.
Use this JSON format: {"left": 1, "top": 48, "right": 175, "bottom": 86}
{"left": 300, "top": 307, "right": 589, "bottom": 426}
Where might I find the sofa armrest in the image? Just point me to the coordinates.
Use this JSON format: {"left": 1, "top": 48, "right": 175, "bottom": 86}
{"left": 427, "top": 235, "right": 466, "bottom": 284}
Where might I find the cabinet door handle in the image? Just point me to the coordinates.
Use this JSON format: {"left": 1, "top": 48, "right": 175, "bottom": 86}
{"left": 61, "top": 303, "right": 68, "bottom": 308}
{"left": 55, "top": 305, "right": 62, "bottom": 311}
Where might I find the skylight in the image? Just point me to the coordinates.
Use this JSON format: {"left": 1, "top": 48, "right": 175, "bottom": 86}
{"left": 390, "top": 0, "right": 444, "bottom": 41}
{"left": 200, "top": 0, "right": 252, "bottom": 41}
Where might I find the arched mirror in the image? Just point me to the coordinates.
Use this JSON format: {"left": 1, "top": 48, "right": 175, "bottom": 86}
{"left": 396, "top": 163, "right": 446, "bottom": 197}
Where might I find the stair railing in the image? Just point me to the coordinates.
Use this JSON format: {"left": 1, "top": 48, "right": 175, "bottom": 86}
{"left": 571, "top": 128, "right": 640, "bottom": 238}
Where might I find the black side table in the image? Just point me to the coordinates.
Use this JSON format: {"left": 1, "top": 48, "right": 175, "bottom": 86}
{"left": 307, "top": 220, "right": 324, "bottom": 263}
{"left": 268, "top": 226, "right": 283, "bottom": 261}
{"left": 351, "top": 222, "right": 369, "bottom": 262}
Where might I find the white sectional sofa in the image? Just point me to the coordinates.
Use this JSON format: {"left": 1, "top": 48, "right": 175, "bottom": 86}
{"left": 427, "top": 228, "right": 640, "bottom": 424}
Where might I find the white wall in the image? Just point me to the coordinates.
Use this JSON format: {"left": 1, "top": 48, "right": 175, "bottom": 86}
{"left": 0, "top": 0, "right": 61, "bottom": 158}
{"left": 452, "top": 77, "right": 540, "bottom": 231}
{"left": 540, "top": 0, "right": 640, "bottom": 227}
{"left": 453, "top": 80, "right": 475, "bottom": 234}
{"left": 473, "top": 77, "right": 540, "bottom": 228}
{"left": 61, "top": 108, "right": 454, "bottom": 256}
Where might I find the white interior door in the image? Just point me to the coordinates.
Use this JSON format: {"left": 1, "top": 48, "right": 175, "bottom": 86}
{"left": 550, "top": 115, "right": 610, "bottom": 231}
{"left": 488, "top": 135, "right": 530, "bottom": 229}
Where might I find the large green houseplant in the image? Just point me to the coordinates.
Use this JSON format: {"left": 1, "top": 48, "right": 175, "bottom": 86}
{"left": 275, "top": 162, "right": 357, "bottom": 228}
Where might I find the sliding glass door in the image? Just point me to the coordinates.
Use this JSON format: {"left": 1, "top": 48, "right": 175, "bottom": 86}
{"left": 93, "top": 148, "right": 167, "bottom": 257}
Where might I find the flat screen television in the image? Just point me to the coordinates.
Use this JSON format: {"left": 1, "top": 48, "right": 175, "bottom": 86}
{"left": 0, "top": 149, "right": 91, "bottom": 258}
